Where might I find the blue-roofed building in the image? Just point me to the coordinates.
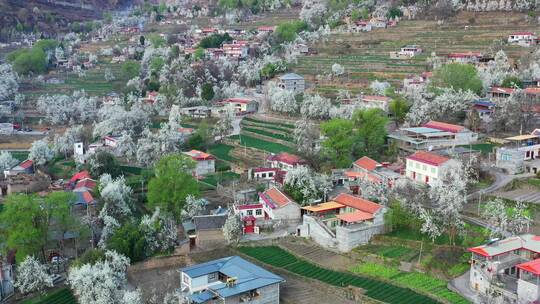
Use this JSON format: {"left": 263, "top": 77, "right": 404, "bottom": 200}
{"left": 278, "top": 73, "right": 305, "bottom": 93}
{"left": 180, "top": 256, "right": 284, "bottom": 303}
{"left": 472, "top": 98, "right": 496, "bottom": 123}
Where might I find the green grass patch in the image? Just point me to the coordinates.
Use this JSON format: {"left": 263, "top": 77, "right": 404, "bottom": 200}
{"left": 230, "top": 134, "right": 294, "bottom": 154}
{"left": 201, "top": 171, "right": 240, "bottom": 187}
{"left": 243, "top": 117, "right": 295, "bottom": 129}
{"left": 242, "top": 127, "right": 293, "bottom": 142}
{"left": 209, "top": 143, "right": 237, "bottom": 162}
{"left": 9, "top": 151, "right": 30, "bottom": 161}
{"left": 239, "top": 246, "right": 442, "bottom": 304}
{"left": 21, "top": 287, "right": 77, "bottom": 304}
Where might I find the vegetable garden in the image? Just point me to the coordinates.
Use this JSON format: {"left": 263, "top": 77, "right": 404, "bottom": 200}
{"left": 230, "top": 134, "right": 294, "bottom": 154}
{"left": 22, "top": 288, "right": 77, "bottom": 304}
{"left": 238, "top": 246, "right": 449, "bottom": 304}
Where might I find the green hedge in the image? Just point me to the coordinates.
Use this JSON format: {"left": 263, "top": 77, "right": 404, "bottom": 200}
{"left": 238, "top": 246, "right": 442, "bottom": 304}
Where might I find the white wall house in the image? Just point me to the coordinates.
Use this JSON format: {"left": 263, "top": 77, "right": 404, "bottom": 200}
{"left": 406, "top": 151, "right": 455, "bottom": 186}
{"left": 182, "top": 150, "right": 216, "bottom": 176}
{"left": 278, "top": 73, "right": 305, "bottom": 93}
{"left": 508, "top": 32, "right": 538, "bottom": 47}
{"left": 259, "top": 187, "right": 301, "bottom": 221}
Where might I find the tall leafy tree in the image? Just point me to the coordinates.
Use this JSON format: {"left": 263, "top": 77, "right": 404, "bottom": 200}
{"left": 320, "top": 119, "right": 354, "bottom": 168}
{"left": 147, "top": 154, "right": 199, "bottom": 221}
{"left": 431, "top": 63, "right": 483, "bottom": 95}
{"left": 352, "top": 108, "right": 389, "bottom": 160}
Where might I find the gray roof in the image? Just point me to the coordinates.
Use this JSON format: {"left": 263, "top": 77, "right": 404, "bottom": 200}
{"left": 181, "top": 256, "right": 284, "bottom": 303}
{"left": 193, "top": 214, "right": 227, "bottom": 230}
{"left": 280, "top": 73, "right": 303, "bottom": 80}
{"left": 469, "top": 234, "right": 540, "bottom": 257}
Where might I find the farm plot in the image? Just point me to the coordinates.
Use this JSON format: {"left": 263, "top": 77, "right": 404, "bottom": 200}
{"left": 238, "top": 246, "right": 442, "bottom": 304}
{"left": 230, "top": 134, "right": 295, "bottom": 154}
{"left": 351, "top": 263, "right": 469, "bottom": 304}
{"left": 209, "top": 143, "right": 237, "bottom": 162}
{"left": 21, "top": 287, "right": 77, "bottom": 304}
{"left": 357, "top": 244, "right": 419, "bottom": 262}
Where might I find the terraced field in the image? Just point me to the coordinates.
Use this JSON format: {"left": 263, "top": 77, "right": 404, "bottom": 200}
{"left": 238, "top": 246, "right": 450, "bottom": 304}
{"left": 294, "top": 12, "right": 538, "bottom": 95}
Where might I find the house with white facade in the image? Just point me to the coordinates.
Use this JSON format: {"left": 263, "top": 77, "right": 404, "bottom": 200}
{"left": 496, "top": 132, "right": 540, "bottom": 174}
{"left": 298, "top": 193, "right": 387, "bottom": 252}
{"left": 359, "top": 95, "right": 391, "bottom": 112}
{"left": 352, "top": 20, "right": 372, "bottom": 32}
{"left": 278, "top": 73, "right": 305, "bottom": 94}
{"left": 217, "top": 98, "right": 258, "bottom": 114}
{"left": 508, "top": 31, "right": 538, "bottom": 47}
{"left": 405, "top": 151, "right": 455, "bottom": 186}
{"left": 390, "top": 45, "right": 422, "bottom": 59}
{"left": 259, "top": 187, "right": 301, "bottom": 222}
{"left": 180, "top": 256, "right": 284, "bottom": 304}
{"left": 183, "top": 150, "right": 216, "bottom": 176}
{"left": 468, "top": 235, "right": 540, "bottom": 304}
{"left": 266, "top": 152, "right": 307, "bottom": 171}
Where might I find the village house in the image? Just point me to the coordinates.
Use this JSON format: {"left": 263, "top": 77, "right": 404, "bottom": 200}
{"left": 258, "top": 187, "right": 301, "bottom": 222}
{"left": 495, "top": 132, "right": 540, "bottom": 174}
{"left": 508, "top": 31, "right": 538, "bottom": 47}
{"left": 179, "top": 106, "right": 212, "bottom": 118}
{"left": 217, "top": 98, "right": 258, "bottom": 114}
{"left": 180, "top": 256, "right": 284, "bottom": 304}
{"left": 402, "top": 72, "right": 432, "bottom": 93}
{"left": 183, "top": 150, "right": 216, "bottom": 177}
{"left": 369, "top": 17, "right": 387, "bottom": 28}
{"left": 446, "top": 52, "right": 484, "bottom": 64}
{"left": 359, "top": 95, "right": 391, "bottom": 112}
{"left": 4, "top": 159, "right": 34, "bottom": 177}
{"left": 298, "top": 193, "right": 387, "bottom": 252}
{"left": 257, "top": 26, "right": 276, "bottom": 34}
{"left": 388, "top": 120, "right": 478, "bottom": 153}
{"left": 278, "top": 73, "right": 305, "bottom": 94}
{"left": 471, "top": 98, "right": 496, "bottom": 124}
{"left": 200, "top": 27, "right": 219, "bottom": 37}
{"left": 266, "top": 152, "right": 307, "bottom": 171}
{"left": 390, "top": 45, "right": 422, "bottom": 59}
{"left": 351, "top": 20, "right": 372, "bottom": 32}
{"left": 234, "top": 203, "right": 265, "bottom": 234}
{"left": 468, "top": 235, "right": 540, "bottom": 304}
{"left": 405, "top": 151, "right": 456, "bottom": 186}
{"left": 222, "top": 40, "right": 249, "bottom": 59}
{"left": 352, "top": 156, "right": 400, "bottom": 185}
{"left": 103, "top": 135, "right": 120, "bottom": 148}
{"left": 488, "top": 86, "right": 540, "bottom": 100}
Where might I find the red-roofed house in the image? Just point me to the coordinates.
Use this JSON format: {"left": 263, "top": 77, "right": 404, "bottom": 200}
{"left": 5, "top": 159, "right": 34, "bottom": 176}
{"left": 259, "top": 187, "right": 301, "bottom": 221}
{"left": 349, "top": 157, "right": 401, "bottom": 189}
{"left": 222, "top": 41, "right": 249, "bottom": 58}
{"left": 508, "top": 31, "right": 538, "bottom": 47}
{"left": 299, "top": 193, "right": 387, "bottom": 252}
{"left": 217, "top": 98, "right": 258, "bottom": 114}
{"left": 468, "top": 234, "right": 540, "bottom": 303}
{"left": 353, "top": 156, "right": 380, "bottom": 172}
{"left": 406, "top": 151, "right": 453, "bottom": 185}
{"left": 73, "top": 178, "right": 97, "bottom": 192}
{"left": 446, "top": 52, "right": 484, "bottom": 64}
{"left": 257, "top": 26, "right": 276, "bottom": 33}
{"left": 182, "top": 150, "right": 216, "bottom": 176}
{"left": 249, "top": 167, "right": 282, "bottom": 182}
{"left": 266, "top": 152, "right": 307, "bottom": 171}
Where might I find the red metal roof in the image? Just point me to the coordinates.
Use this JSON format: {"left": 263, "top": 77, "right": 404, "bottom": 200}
{"left": 253, "top": 167, "right": 280, "bottom": 173}
{"left": 19, "top": 159, "right": 33, "bottom": 169}
{"left": 336, "top": 210, "right": 374, "bottom": 223}
{"left": 407, "top": 151, "right": 450, "bottom": 167}
{"left": 447, "top": 52, "right": 482, "bottom": 58}
{"left": 490, "top": 86, "right": 515, "bottom": 94}
{"left": 219, "top": 98, "right": 254, "bottom": 104}
{"left": 511, "top": 31, "right": 536, "bottom": 36}
{"left": 237, "top": 204, "right": 263, "bottom": 210}
{"left": 354, "top": 156, "right": 380, "bottom": 171}
{"left": 75, "top": 179, "right": 97, "bottom": 190}
{"left": 69, "top": 170, "right": 91, "bottom": 183}
{"left": 423, "top": 120, "right": 465, "bottom": 133}
{"left": 517, "top": 259, "right": 540, "bottom": 275}
{"left": 260, "top": 187, "right": 293, "bottom": 209}
{"left": 267, "top": 152, "right": 307, "bottom": 166}
{"left": 183, "top": 150, "right": 216, "bottom": 161}
{"left": 332, "top": 193, "right": 382, "bottom": 214}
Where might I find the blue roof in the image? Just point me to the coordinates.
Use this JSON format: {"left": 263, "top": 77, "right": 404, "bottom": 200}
{"left": 280, "top": 73, "right": 303, "bottom": 80}
{"left": 182, "top": 256, "right": 284, "bottom": 301}
{"left": 402, "top": 127, "right": 442, "bottom": 134}
{"left": 474, "top": 98, "right": 495, "bottom": 107}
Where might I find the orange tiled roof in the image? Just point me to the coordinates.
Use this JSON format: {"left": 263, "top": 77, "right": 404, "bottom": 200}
{"left": 407, "top": 151, "right": 449, "bottom": 167}
{"left": 332, "top": 193, "right": 382, "bottom": 214}
{"left": 353, "top": 156, "right": 380, "bottom": 171}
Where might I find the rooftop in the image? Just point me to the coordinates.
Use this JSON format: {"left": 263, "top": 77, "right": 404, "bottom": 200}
{"left": 280, "top": 73, "right": 303, "bottom": 80}
{"left": 183, "top": 150, "right": 216, "bottom": 161}
{"left": 336, "top": 210, "right": 374, "bottom": 223}
{"left": 468, "top": 234, "right": 540, "bottom": 257}
{"left": 302, "top": 201, "right": 344, "bottom": 213}
{"left": 267, "top": 152, "right": 306, "bottom": 166}
{"left": 354, "top": 156, "right": 380, "bottom": 171}
{"left": 182, "top": 256, "right": 284, "bottom": 302}
{"left": 193, "top": 214, "right": 227, "bottom": 230}
{"left": 332, "top": 193, "right": 382, "bottom": 214}
{"left": 407, "top": 151, "right": 450, "bottom": 167}
{"left": 423, "top": 121, "right": 465, "bottom": 133}
{"left": 259, "top": 187, "right": 293, "bottom": 209}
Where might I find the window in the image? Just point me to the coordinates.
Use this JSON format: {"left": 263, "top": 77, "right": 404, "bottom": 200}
{"left": 501, "top": 153, "right": 512, "bottom": 161}
{"left": 247, "top": 210, "right": 253, "bottom": 215}
{"left": 415, "top": 162, "right": 420, "bottom": 169}
{"left": 422, "top": 164, "right": 427, "bottom": 171}
{"left": 256, "top": 209, "right": 262, "bottom": 216}
{"left": 268, "top": 172, "right": 274, "bottom": 177}
{"left": 431, "top": 167, "right": 435, "bottom": 173}
{"left": 208, "top": 272, "right": 217, "bottom": 281}
{"left": 261, "top": 173, "right": 267, "bottom": 178}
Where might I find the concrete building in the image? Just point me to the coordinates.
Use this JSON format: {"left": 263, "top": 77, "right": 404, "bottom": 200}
{"left": 187, "top": 214, "right": 228, "bottom": 250}
{"left": 298, "top": 193, "right": 387, "bottom": 252}
{"left": 180, "top": 256, "right": 284, "bottom": 304}
{"left": 496, "top": 133, "right": 540, "bottom": 174}
{"left": 359, "top": 95, "right": 391, "bottom": 112}
{"left": 278, "top": 73, "right": 305, "bottom": 94}
{"left": 405, "top": 151, "right": 455, "bottom": 186}
{"left": 390, "top": 45, "right": 422, "bottom": 59}
{"left": 266, "top": 152, "right": 307, "bottom": 171}
{"left": 352, "top": 20, "right": 372, "bottom": 32}
{"left": 388, "top": 120, "right": 478, "bottom": 153}
{"left": 259, "top": 187, "right": 301, "bottom": 221}
{"left": 217, "top": 98, "right": 258, "bottom": 114}
{"left": 508, "top": 31, "right": 538, "bottom": 47}
{"left": 183, "top": 150, "right": 216, "bottom": 177}
{"left": 468, "top": 235, "right": 540, "bottom": 304}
